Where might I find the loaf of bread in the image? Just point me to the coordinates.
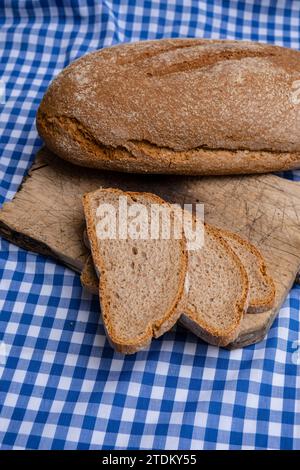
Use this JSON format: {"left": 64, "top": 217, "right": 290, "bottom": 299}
{"left": 82, "top": 188, "right": 268, "bottom": 351}
{"left": 37, "top": 38, "right": 300, "bottom": 175}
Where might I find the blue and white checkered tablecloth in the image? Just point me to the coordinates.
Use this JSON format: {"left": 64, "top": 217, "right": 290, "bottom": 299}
{"left": 1, "top": 0, "right": 300, "bottom": 450}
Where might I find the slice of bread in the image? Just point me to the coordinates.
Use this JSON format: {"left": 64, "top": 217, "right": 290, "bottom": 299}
{"left": 219, "top": 229, "right": 275, "bottom": 313}
{"left": 179, "top": 224, "right": 249, "bottom": 347}
{"left": 82, "top": 188, "right": 187, "bottom": 354}
{"left": 80, "top": 225, "right": 275, "bottom": 346}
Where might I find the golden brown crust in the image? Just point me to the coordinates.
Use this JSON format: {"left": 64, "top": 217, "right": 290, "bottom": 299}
{"left": 37, "top": 38, "right": 300, "bottom": 175}
{"left": 217, "top": 228, "right": 275, "bottom": 313}
{"left": 36, "top": 112, "right": 300, "bottom": 175}
{"left": 82, "top": 188, "right": 187, "bottom": 354}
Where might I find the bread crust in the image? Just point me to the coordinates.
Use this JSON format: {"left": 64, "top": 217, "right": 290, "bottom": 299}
{"left": 82, "top": 188, "right": 187, "bottom": 354}
{"left": 36, "top": 112, "right": 300, "bottom": 175}
{"left": 37, "top": 39, "right": 300, "bottom": 175}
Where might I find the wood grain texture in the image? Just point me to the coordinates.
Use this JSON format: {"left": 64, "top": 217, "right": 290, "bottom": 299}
{"left": 1, "top": 147, "right": 300, "bottom": 348}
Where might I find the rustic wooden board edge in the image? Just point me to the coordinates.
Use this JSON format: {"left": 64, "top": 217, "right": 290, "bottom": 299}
{"left": 0, "top": 219, "right": 84, "bottom": 274}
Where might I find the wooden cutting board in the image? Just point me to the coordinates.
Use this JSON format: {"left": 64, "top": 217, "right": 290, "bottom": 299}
{"left": 1, "top": 147, "right": 300, "bottom": 349}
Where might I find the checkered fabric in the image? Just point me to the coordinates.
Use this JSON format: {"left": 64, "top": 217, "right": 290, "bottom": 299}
{"left": 1, "top": 0, "right": 300, "bottom": 450}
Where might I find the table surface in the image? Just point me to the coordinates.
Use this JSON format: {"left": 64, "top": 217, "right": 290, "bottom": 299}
{"left": 0, "top": 0, "right": 300, "bottom": 450}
